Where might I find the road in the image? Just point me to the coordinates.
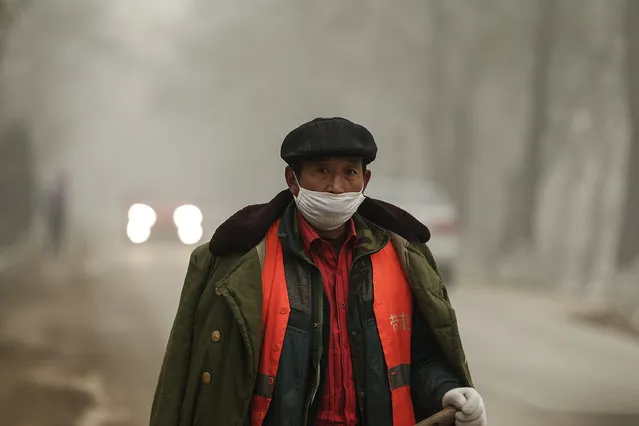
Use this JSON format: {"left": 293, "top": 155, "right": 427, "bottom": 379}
{"left": 452, "top": 285, "right": 639, "bottom": 426}
{"left": 3, "top": 242, "right": 639, "bottom": 426}
{"left": 82, "top": 243, "right": 193, "bottom": 425}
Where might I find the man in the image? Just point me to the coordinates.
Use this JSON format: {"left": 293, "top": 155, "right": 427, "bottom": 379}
{"left": 47, "top": 173, "right": 67, "bottom": 257}
{"left": 151, "top": 117, "right": 487, "bottom": 426}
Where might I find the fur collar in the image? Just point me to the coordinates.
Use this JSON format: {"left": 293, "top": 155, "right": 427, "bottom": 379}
{"left": 209, "top": 189, "right": 430, "bottom": 256}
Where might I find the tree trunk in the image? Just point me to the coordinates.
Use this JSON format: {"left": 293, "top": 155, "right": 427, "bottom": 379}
{"left": 618, "top": 0, "right": 639, "bottom": 268}
{"left": 501, "top": 0, "right": 556, "bottom": 253}
{"left": 425, "top": 0, "right": 452, "bottom": 188}
{"left": 0, "top": 1, "right": 8, "bottom": 39}
{"left": 0, "top": 1, "right": 7, "bottom": 111}
{"left": 450, "top": 61, "right": 479, "bottom": 228}
{"left": 0, "top": 122, "right": 34, "bottom": 248}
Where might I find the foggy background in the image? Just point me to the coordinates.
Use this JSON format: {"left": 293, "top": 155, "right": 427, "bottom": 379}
{"left": 1, "top": 1, "right": 638, "bottom": 425}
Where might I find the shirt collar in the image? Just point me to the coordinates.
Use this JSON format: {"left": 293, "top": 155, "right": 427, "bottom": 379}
{"left": 296, "top": 210, "right": 358, "bottom": 251}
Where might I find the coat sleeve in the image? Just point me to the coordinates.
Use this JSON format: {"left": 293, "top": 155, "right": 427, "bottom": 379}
{"left": 410, "top": 243, "right": 466, "bottom": 419}
{"left": 410, "top": 301, "right": 465, "bottom": 419}
{"left": 150, "top": 245, "right": 215, "bottom": 426}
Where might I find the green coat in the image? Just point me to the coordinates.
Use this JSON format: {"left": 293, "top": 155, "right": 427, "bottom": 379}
{"left": 150, "top": 196, "right": 472, "bottom": 426}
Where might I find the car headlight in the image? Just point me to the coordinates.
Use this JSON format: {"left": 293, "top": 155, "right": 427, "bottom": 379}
{"left": 177, "top": 224, "right": 203, "bottom": 245}
{"left": 173, "top": 204, "right": 203, "bottom": 228}
{"left": 128, "top": 203, "right": 157, "bottom": 227}
{"left": 173, "top": 204, "right": 204, "bottom": 245}
{"left": 126, "top": 221, "right": 151, "bottom": 244}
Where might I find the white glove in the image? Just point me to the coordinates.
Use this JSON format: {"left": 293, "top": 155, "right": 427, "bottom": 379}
{"left": 442, "top": 387, "right": 487, "bottom": 426}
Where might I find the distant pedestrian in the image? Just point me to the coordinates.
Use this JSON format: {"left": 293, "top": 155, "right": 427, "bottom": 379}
{"left": 47, "top": 174, "right": 67, "bottom": 257}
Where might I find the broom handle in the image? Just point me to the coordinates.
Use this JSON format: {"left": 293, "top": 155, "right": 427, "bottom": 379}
{"left": 415, "top": 406, "right": 457, "bottom": 426}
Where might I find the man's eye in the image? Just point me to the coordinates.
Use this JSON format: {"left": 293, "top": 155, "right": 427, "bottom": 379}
{"left": 317, "top": 167, "right": 329, "bottom": 174}
{"left": 346, "top": 169, "right": 358, "bottom": 176}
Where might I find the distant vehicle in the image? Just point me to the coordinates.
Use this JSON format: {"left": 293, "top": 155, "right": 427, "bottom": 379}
{"left": 365, "top": 177, "right": 460, "bottom": 284}
{"left": 123, "top": 199, "right": 209, "bottom": 246}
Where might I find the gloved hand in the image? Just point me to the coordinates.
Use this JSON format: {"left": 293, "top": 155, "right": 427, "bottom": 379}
{"left": 442, "top": 387, "right": 487, "bottom": 425}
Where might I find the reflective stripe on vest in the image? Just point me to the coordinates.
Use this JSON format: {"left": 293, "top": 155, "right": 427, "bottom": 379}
{"left": 250, "top": 219, "right": 415, "bottom": 426}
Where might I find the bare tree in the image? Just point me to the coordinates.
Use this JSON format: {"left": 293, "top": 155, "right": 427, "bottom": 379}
{"left": 425, "top": 0, "right": 451, "bottom": 189}
{"left": 618, "top": 0, "right": 639, "bottom": 268}
{"left": 0, "top": 0, "right": 34, "bottom": 110}
{"left": 0, "top": 121, "right": 33, "bottom": 247}
{"left": 502, "top": 0, "right": 557, "bottom": 253}
{"left": 425, "top": 0, "right": 481, "bottom": 228}
{"left": 449, "top": 54, "right": 481, "bottom": 230}
{"left": 0, "top": 0, "right": 32, "bottom": 40}
{"left": 0, "top": 1, "right": 36, "bottom": 248}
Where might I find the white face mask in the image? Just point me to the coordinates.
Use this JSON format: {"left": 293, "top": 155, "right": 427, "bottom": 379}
{"left": 293, "top": 176, "right": 366, "bottom": 231}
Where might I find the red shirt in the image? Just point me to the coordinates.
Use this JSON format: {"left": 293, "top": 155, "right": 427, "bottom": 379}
{"left": 297, "top": 212, "right": 359, "bottom": 426}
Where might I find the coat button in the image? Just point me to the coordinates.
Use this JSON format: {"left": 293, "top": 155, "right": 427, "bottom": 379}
{"left": 272, "top": 344, "right": 280, "bottom": 352}
{"left": 280, "top": 307, "right": 287, "bottom": 314}
{"left": 211, "top": 330, "right": 221, "bottom": 342}
{"left": 312, "top": 322, "right": 319, "bottom": 328}
{"left": 257, "top": 412, "right": 264, "bottom": 420}
{"left": 202, "top": 372, "right": 211, "bottom": 384}
{"left": 215, "top": 288, "right": 222, "bottom": 296}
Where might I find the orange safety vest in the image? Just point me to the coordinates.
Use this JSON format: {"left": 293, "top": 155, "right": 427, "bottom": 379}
{"left": 250, "top": 220, "right": 415, "bottom": 426}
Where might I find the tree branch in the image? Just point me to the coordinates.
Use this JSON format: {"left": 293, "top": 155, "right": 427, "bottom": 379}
{"left": 0, "top": 0, "right": 34, "bottom": 45}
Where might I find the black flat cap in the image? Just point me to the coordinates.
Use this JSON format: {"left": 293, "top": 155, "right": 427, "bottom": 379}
{"left": 281, "top": 117, "right": 377, "bottom": 164}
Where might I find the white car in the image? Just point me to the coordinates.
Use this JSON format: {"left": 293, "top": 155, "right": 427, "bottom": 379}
{"left": 365, "top": 177, "right": 460, "bottom": 283}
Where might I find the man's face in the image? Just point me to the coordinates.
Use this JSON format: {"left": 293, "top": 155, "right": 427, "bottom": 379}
{"left": 286, "top": 157, "right": 371, "bottom": 196}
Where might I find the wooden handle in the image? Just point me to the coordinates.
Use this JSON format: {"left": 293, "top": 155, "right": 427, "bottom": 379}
{"left": 415, "top": 406, "right": 457, "bottom": 426}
